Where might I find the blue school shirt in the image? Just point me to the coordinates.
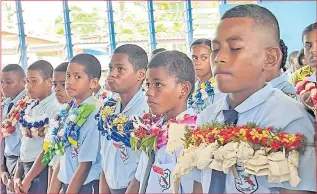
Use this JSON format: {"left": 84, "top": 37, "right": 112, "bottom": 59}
{"left": 1, "top": 98, "right": 10, "bottom": 166}
{"left": 3, "top": 90, "right": 26, "bottom": 157}
{"left": 197, "top": 83, "right": 316, "bottom": 193}
{"left": 135, "top": 109, "right": 196, "bottom": 194}
{"left": 100, "top": 88, "right": 149, "bottom": 189}
{"left": 58, "top": 96, "right": 102, "bottom": 185}
{"left": 20, "top": 93, "right": 60, "bottom": 162}
{"left": 270, "top": 74, "right": 296, "bottom": 98}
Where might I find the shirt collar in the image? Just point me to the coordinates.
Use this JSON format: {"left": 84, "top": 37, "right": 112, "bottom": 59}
{"left": 38, "top": 93, "right": 56, "bottom": 106}
{"left": 117, "top": 88, "right": 144, "bottom": 114}
{"left": 11, "top": 90, "right": 27, "bottom": 104}
{"left": 214, "top": 83, "right": 274, "bottom": 114}
{"left": 269, "top": 74, "right": 288, "bottom": 88}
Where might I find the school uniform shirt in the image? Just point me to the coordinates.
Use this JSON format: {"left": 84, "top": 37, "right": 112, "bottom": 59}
{"left": 3, "top": 90, "right": 26, "bottom": 158}
{"left": 197, "top": 83, "right": 316, "bottom": 193}
{"left": 135, "top": 109, "right": 196, "bottom": 194}
{"left": 58, "top": 96, "right": 102, "bottom": 185}
{"left": 20, "top": 93, "right": 60, "bottom": 163}
{"left": 270, "top": 74, "right": 296, "bottom": 98}
{"left": 1, "top": 98, "right": 11, "bottom": 166}
{"left": 101, "top": 88, "right": 149, "bottom": 189}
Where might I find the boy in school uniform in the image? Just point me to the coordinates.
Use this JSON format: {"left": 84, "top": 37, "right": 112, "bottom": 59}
{"left": 47, "top": 54, "right": 102, "bottom": 193}
{"left": 99, "top": 44, "right": 149, "bottom": 193}
{"left": 0, "top": 64, "right": 26, "bottom": 192}
{"left": 195, "top": 4, "right": 316, "bottom": 193}
{"left": 19, "top": 62, "right": 72, "bottom": 193}
{"left": 126, "top": 50, "right": 197, "bottom": 193}
{"left": 266, "top": 39, "right": 296, "bottom": 98}
{"left": 13, "top": 60, "right": 60, "bottom": 193}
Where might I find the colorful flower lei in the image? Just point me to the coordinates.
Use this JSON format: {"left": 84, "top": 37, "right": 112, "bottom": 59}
{"left": 42, "top": 100, "right": 95, "bottom": 165}
{"left": 95, "top": 97, "right": 136, "bottom": 147}
{"left": 1, "top": 95, "right": 30, "bottom": 138}
{"left": 130, "top": 113, "right": 197, "bottom": 155}
{"left": 173, "top": 122, "right": 308, "bottom": 191}
{"left": 19, "top": 100, "right": 50, "bottom": 138}
{"left": 188, "top": 78, "right": 215, "bottom": 113}
{"left": 185, "top": 122, "right": 306, "bottom": 152}
{"left": 296, "top": 80, "right": 317, "bottom": 114}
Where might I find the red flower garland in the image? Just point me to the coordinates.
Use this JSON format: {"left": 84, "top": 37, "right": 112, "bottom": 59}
{"left": 1, "top": 95, "right": 30, "bottom": 138}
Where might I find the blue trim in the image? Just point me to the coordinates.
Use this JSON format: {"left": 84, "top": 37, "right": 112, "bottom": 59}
{"left": 185, "top": 0, "right": 193, "bottom": 51}
{"left": 223, "top": 0, "right": 227, "bottom": 4}
{"left": 106, "top": 1, "right": 116, "bottom": 54}
{"left": 15, "top": 1, "right": 28, "bottom": 70}
{"left": 63, "top": 0, "right": 73, "bottom": 60}
{"left": 147, "top": 0, "right": 156, "bottom": 52}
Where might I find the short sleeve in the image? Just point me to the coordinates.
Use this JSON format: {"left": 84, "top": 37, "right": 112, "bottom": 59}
{"left": 135, "top": 152, "right": 148, "bottom": 182}
{"left": 78, "top": 112, "right": 100, "bottom": 163}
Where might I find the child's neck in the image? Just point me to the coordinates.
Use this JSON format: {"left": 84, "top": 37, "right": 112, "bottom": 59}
{"left": 267, "top": 71, "right": 281, "bottom": 82}
{"left": 10, "top": 88, "right": 24, "bottom": 100}
{"left": 119, "top": 86, "right": 141, "bottom": 112}
{"left": 229, "top": 83, "right": 265, "bottom": 109}
{"left": 165, "top": 102, "right": 187, "bottom": 121}
{"left": 38, "top": 91, "right": 52, "bottom": 102}
{"left": 198, "top": 73, "right": 213, "bottom": 83}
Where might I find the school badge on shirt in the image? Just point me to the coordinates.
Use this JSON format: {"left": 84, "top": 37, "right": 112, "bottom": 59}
{"left": 70, "top": 143, "right": 81, "bottom": 158}
{"left": 153, "top": 165, "right": 171, "bottom": 192}
{"left": 234, "top": 161, "right": 258, "bottom": 194}
{"left": 113, "top": 142, "right": 129, "bottom": 162}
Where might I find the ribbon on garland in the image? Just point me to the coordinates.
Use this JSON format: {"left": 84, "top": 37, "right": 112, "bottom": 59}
{"left": 41, "top": 103, "right": 95, "bottom": 165}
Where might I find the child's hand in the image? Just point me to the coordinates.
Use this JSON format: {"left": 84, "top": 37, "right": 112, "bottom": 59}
{"left": 6, "top": 179, "right": 14, "bottom": 192}
{"left": 14, "top": 178, "right": 22, "bottom": 193}
{"left": 1, "top": 172, "right": 9, "bottom": 185}
{"left": 21, "top": 178, "right": 32, "bottom": 193}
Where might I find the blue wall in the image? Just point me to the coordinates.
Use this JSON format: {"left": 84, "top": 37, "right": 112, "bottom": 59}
{"left": 219, "top": 1, "right": 316, "bottom": 57}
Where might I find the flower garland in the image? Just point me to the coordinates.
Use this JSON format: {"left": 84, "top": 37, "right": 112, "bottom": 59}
{"left": 1, "top": 95, "right": 30, "bottom": 138}
{"left": 130, "top": 113, "right": 197, "bottom": 156}
{"left": 173, "top": 122, "right": 308, "bottom": 192}
{"left": 42, "top": 100, "right": 95, "bottom": 165}
{"left": 188, "top": 78, "right": 215, "bottom": 113}
{"left": 296, "top": 80, "right": 317, "bottom": 114}
{"left": 19, "top": 100, "right": 50, "bottom": 138}
{"left": 95, "top": 97, "right": 136, "bottom": 147}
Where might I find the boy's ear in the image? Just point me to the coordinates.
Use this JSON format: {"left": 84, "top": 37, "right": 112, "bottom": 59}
{"left": 180, "top": 81, "right": 192, "bottom": 99}
{"left": 263, "top": 47, "right": 281, "bottom": 71}
{"left": 89, "top": 78, "right": 99, "bottom": 89}
{"left": 46, "top": 78, "right": 53, "bottom": 87}
{"left": 137, "top": 68, "right": 146, "bottom": 82}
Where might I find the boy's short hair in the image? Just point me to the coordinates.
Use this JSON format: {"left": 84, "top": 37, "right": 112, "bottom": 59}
{"left": 2, "top": 64, "right": 26, "bottom": 78}
{"left": 302, "top": 22, "right": 316, "bottom": 41}
{"left": 148, "top": 50, "right": 195, "bottom": 96}
{"left": 114, "top": 44, "right": 148, "bottom": 71}
{"left": 70, "top": 54, "right": 101, "bottom": 79}
{"left": 288, "top": 51, "right": 299, "bottom": 64}
{"left": 151, "top": 48, "right": 166, "bottom": 56}
{"left": 190, "top": 38, "right": 211, "bottom": 50}
{"left": 221, "top": 4, "right": 280, "bottom": 43}
{"left": 27, "top": 60, "right": 53, "bottom": 79}
{"left": 54, "top": 62, "right": 69, "bottom": 72}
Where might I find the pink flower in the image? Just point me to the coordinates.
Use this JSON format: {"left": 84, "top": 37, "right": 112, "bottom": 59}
{"left": 157, "top": 130, "right": 168, "bottom": 149}
{"left": 149, "top": 126, "right": 160, "bottom": 137}
{"left": 179, "top": 115, "right": 197, "bottom": 127}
